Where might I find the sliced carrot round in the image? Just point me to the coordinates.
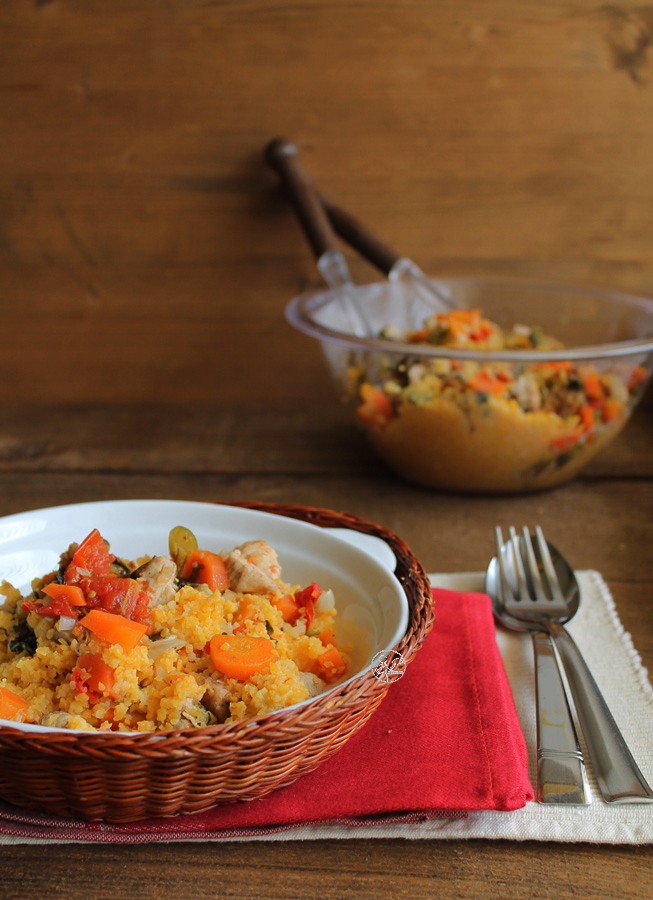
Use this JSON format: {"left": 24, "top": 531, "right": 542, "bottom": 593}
{"left": 209, "top": 634, "right": 276, "bottom": 681}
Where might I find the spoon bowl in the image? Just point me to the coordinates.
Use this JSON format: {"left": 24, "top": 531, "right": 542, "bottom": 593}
{"left": 485, "top": 535, "right": 580, "bottom": 629}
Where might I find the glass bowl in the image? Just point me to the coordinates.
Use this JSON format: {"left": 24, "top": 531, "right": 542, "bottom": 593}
{"left": 286, "top": 278, "right": 653, "bottom": 493}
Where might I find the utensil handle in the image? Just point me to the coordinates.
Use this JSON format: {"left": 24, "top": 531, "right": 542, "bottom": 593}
{"left": 549, "top": 622, "right": 653, "bottom": 803}
{"left": 319, "top": 195, "right": 400, "bottom": 275}
{"left": 532, "top": 632, "right": 590, "bottom": 804}
{"left": 321, "top": 197, "right": 453, "bottom": 313}
{"left": 264, "top": 138, "right": 340, "bottom": 261}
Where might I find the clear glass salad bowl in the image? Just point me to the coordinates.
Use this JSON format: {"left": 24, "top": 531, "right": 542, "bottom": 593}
{"left": 286, "top": 278, "right": 653, "bottom": 493}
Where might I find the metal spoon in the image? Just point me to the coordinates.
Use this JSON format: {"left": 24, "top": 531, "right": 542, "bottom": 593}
{"left": 264, "top": 138, "right": 373, "bottom": 337}
{"left": 490, "top": 530, "right": 653, "bottom": 804}
{"left": 486, "top": 543, "right": 590, "bottom": 804}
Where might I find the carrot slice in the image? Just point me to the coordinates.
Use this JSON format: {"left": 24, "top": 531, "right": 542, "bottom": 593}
{"left": 357, "top": 385, "right": 394, "bottom": 427}
{"left": 601, "top": 398, "right": 623, "bottom": 423}
{"left": 271, "top": 593, "right": 300, "bottom": 625}
{"left": 538, "top": 361, "right": 573, "bottom": 373}
{"left": 42, "top": 583, "right": 86, "bottom": 607}
{"left": 0, "top": 686, "right": 28, "bottom": 721}
{"left": 315, "top": 646, "right": 348, "bottom": 683}
{"left": 232, "top": 598, "right": 262, "bottom": 634}
{"left": 582, "top": 371, "right": 604, "bottom": 402}
{"left": 578, "top": 404, "right": 595, "bottom": 432}
{"left": 628, "top": 366, "right": 647, "bottom": 391}
{"left": 181, "top": 549, "right": 229, "bottom": 591}
{"left": 76, "top": 653, "right": 116, "bottom": 696}
{"left": 209, "top": 634, "right": 276, "bottom": 681}
{"left": 79, "top": 609, "right": 147, "bottom": 652}
{"left": 319, "top": 629, "right": 335, "bottom": 647}
{"left": 550, "top": 429, "right": 582, "bottom": 452}
{"left": 467, "top": 370, "right": 507, "bottom": 395}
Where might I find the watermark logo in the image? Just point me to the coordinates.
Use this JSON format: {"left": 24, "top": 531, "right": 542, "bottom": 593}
{"left": 371, "top": 649, "right": 407, "bottom": 684}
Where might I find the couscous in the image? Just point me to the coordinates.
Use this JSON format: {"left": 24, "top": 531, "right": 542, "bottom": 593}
{"left": 351, "top": 308, "right": 648, "bottom": 492}
{"left": 0, "top": 526, "right": 349, "bottom": 732}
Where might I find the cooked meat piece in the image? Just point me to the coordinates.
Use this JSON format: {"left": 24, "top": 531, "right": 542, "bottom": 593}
{"left": 223, "top": 540, "right": 281, "bottom": 594}
{"left": 40, "top": 712, "right": 74, "bottom": 728}
{"left": 201, "top": 680, "right": 231, "bottom": 723}
{"left": 133, "top": 556, "right": 177, "bottom": 607}
{"left": 297, "top": 672, "right": 324, "bottom": 698}
{"left": 511, "top": 372, "right": 542, "bottom": 412}
{"left": 178, "top": 698, "right": 214, "bottom": 729}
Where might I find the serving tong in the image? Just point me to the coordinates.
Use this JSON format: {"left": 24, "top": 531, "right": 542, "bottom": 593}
{"left": 264, "top": 137, "right": 453, "bottom": 332}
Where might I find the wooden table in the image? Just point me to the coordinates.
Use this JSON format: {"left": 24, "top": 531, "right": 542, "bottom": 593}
{"left": 1, "top": 403, "right": 652, "bottom": 900}
{"left": 1, "top": 1, "right": 652, "bottom": 896}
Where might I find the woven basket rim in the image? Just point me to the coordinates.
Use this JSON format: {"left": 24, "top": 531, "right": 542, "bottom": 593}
{"left": 0, "top": 501, "right": 435, "bottom": 752}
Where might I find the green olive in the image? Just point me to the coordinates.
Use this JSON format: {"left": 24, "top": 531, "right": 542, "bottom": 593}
{"left": 168, "top": 525, "right": 198, "bottom": 573}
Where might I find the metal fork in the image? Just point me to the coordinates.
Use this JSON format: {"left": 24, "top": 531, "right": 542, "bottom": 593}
{"left": 499, "top": 525, "right": 653, "bottom": 805}
{"left": 493, "top": 526, "right": 590, "bottom": 804}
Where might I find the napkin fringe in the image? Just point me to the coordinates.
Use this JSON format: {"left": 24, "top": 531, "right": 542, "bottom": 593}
{"left": 0, "top": 806, "right": 469, "bottom": 843}
{"left": 588, "top": 571, "right": 653, "bottom": 704}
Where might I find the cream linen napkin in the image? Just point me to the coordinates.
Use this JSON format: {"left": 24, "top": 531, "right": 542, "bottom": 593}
{"left": 226, "top": 570, "right": 653, "bottom": 845}
{"left": 1, "top": 570, "right": 651, "bottom": 845}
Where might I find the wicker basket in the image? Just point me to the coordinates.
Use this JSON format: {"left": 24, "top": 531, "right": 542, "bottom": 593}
{"left": 0, "top": 502, "right": 434, "bottom": 823}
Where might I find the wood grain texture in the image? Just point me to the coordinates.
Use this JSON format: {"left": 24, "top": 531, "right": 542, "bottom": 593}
{"left": 1, "top": 0, "right": 652, "bottom": 895}
{"left": 1, "top": 839, "right": 652, "bottom": 900}
{"left": 0, "top": 401, "right": 650, "bottom": 475}
{"left": 2, "top": 1, "right": 653, "bottom": 403}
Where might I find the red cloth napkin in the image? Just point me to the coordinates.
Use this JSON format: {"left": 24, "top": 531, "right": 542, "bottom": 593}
{"left": 0, "top": 589, "right": 533, "bottom": 841}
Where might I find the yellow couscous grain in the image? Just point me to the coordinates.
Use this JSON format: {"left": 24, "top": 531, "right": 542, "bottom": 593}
{"left": 0, "top": 529, "right": 349, "bottom": 732}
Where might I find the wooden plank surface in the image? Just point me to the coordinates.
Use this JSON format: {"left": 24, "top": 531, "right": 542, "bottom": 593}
{"left": 1, "top": 1, "right": 652, "bottom": 897}
{"left": 2, "top": 838, "right": 652, "bottom": 900}
{"left": 0, "top": 401, "right": 651, "bottom": 476}
{"left": 0, "top": 460, "right": 653, "bottom": 900}
{"left": 2, "top": 1, "right": 653, "bottom": 404}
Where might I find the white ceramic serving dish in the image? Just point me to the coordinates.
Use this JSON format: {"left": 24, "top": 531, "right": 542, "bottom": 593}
{"left": 0, "top": 499, "right": 408, "bottom": 733}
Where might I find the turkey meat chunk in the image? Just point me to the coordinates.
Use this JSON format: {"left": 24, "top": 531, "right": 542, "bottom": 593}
{"left": 222, "top": 540, "right": 282, "bottom": 594}
{"left": 133, "top": 556, "right": 178, "bottom": 607}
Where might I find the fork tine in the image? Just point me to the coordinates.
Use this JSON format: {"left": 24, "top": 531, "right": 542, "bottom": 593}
{"left": 509, "top": 526, "right": 530, "bottom": 599}
{"left": 521, "top": 527, "right": 549, "bottom": 601}
{"left": 535, "top": 525, "right": 565, "bottom": 603}
{"left": 494, "top": 526, "right": 514, "bottom": 603}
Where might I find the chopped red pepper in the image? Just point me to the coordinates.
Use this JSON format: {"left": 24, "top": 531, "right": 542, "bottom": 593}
{"left": 71, "top": 653, "right": 117, "bottom": 702}
{"left": 294, "top": 582, "right": 322, "bottom": 630}
{"left": 21, "top": 599, "right": 41, "bottom": 614}
{"left": 75, "top": 575, "right": 150, "bottom": 623}
{"left": 66, "top": 528, "right": 114, "bottom": 578}
{"left": 550, "top": 429, "right": 582, "bottom": 452}
{"left": 63, "top": 529, "right": 150, "bottom": 623}
{"left": 38, "top": 596, "right": 79, "bottom": 619}
{"left": 469, "top": 325, "right": 493, "bottom": 342}
{"left": 21, "top": 595, "right": 81, "bottom": 619}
